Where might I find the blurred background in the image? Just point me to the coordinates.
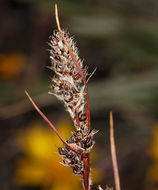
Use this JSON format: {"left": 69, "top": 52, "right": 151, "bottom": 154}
{"left": 0, "top": 0, "right": 158, "bottom": 190}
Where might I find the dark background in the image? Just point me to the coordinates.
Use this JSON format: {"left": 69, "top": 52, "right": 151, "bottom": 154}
{"left": 0, "top": 0, "right": 158, "bottom": 190}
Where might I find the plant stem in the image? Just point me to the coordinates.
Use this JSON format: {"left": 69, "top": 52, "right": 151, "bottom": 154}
{"left": 82, "top": 154, "right": 90, "bottom": 190}
{"left": 110, "top": 112, "right": 121, "bottom": 190}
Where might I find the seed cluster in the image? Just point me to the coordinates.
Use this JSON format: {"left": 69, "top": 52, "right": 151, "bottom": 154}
{"left": 58, "top": 127, "right": 97, "bottom": 175}
{"left": 49, "top": 31, "right": 87, "bottom": 127}
{"left": 49, "top": 30, "right": 96, "bottom": 175}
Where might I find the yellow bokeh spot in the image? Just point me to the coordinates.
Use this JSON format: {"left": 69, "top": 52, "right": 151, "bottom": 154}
{"left": 14, "top": 120, "right": 81, "bottom": 190}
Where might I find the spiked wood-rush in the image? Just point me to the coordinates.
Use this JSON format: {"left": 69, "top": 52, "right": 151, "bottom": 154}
{"left": 25, "top": 4, "right": 121, "bottom": 190}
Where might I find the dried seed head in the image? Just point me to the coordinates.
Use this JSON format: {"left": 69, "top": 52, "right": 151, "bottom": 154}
{"left": 48, "top": 6, "right": 97, "bottom": 180}
{"left": 49, "top": 29, "right": 88, "bottom": 130}
{"left": 57, "top": 124, "right": 97, "bottom": 175}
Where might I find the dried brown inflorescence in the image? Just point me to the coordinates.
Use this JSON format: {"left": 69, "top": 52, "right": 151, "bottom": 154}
{"left": 48, "top": 27, "right": 97, "bottom": 177}
{"left": 48, "top": 30, "right": 87, "bottom": 128}
{"left": 25, "top": 4, "right": 121, "bottom": 190}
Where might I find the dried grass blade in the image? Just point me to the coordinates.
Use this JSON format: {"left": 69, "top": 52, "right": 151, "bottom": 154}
{"left": 110, "top": 111, "right": 121, "bottom": 190}
{"left": 24, "top": 90, "right": 67, "bottom": 145}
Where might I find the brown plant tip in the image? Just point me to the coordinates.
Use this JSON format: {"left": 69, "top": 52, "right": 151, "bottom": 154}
{"left": 55, "top": 4, "right": 61, "bottom": 32}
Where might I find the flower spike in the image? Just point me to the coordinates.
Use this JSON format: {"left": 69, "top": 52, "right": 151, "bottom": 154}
{"left": 53, "top": 4, "right": 91, "bottom": 130}
{"left": 25, "top": 4, "right": 97, "bottom": 190}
